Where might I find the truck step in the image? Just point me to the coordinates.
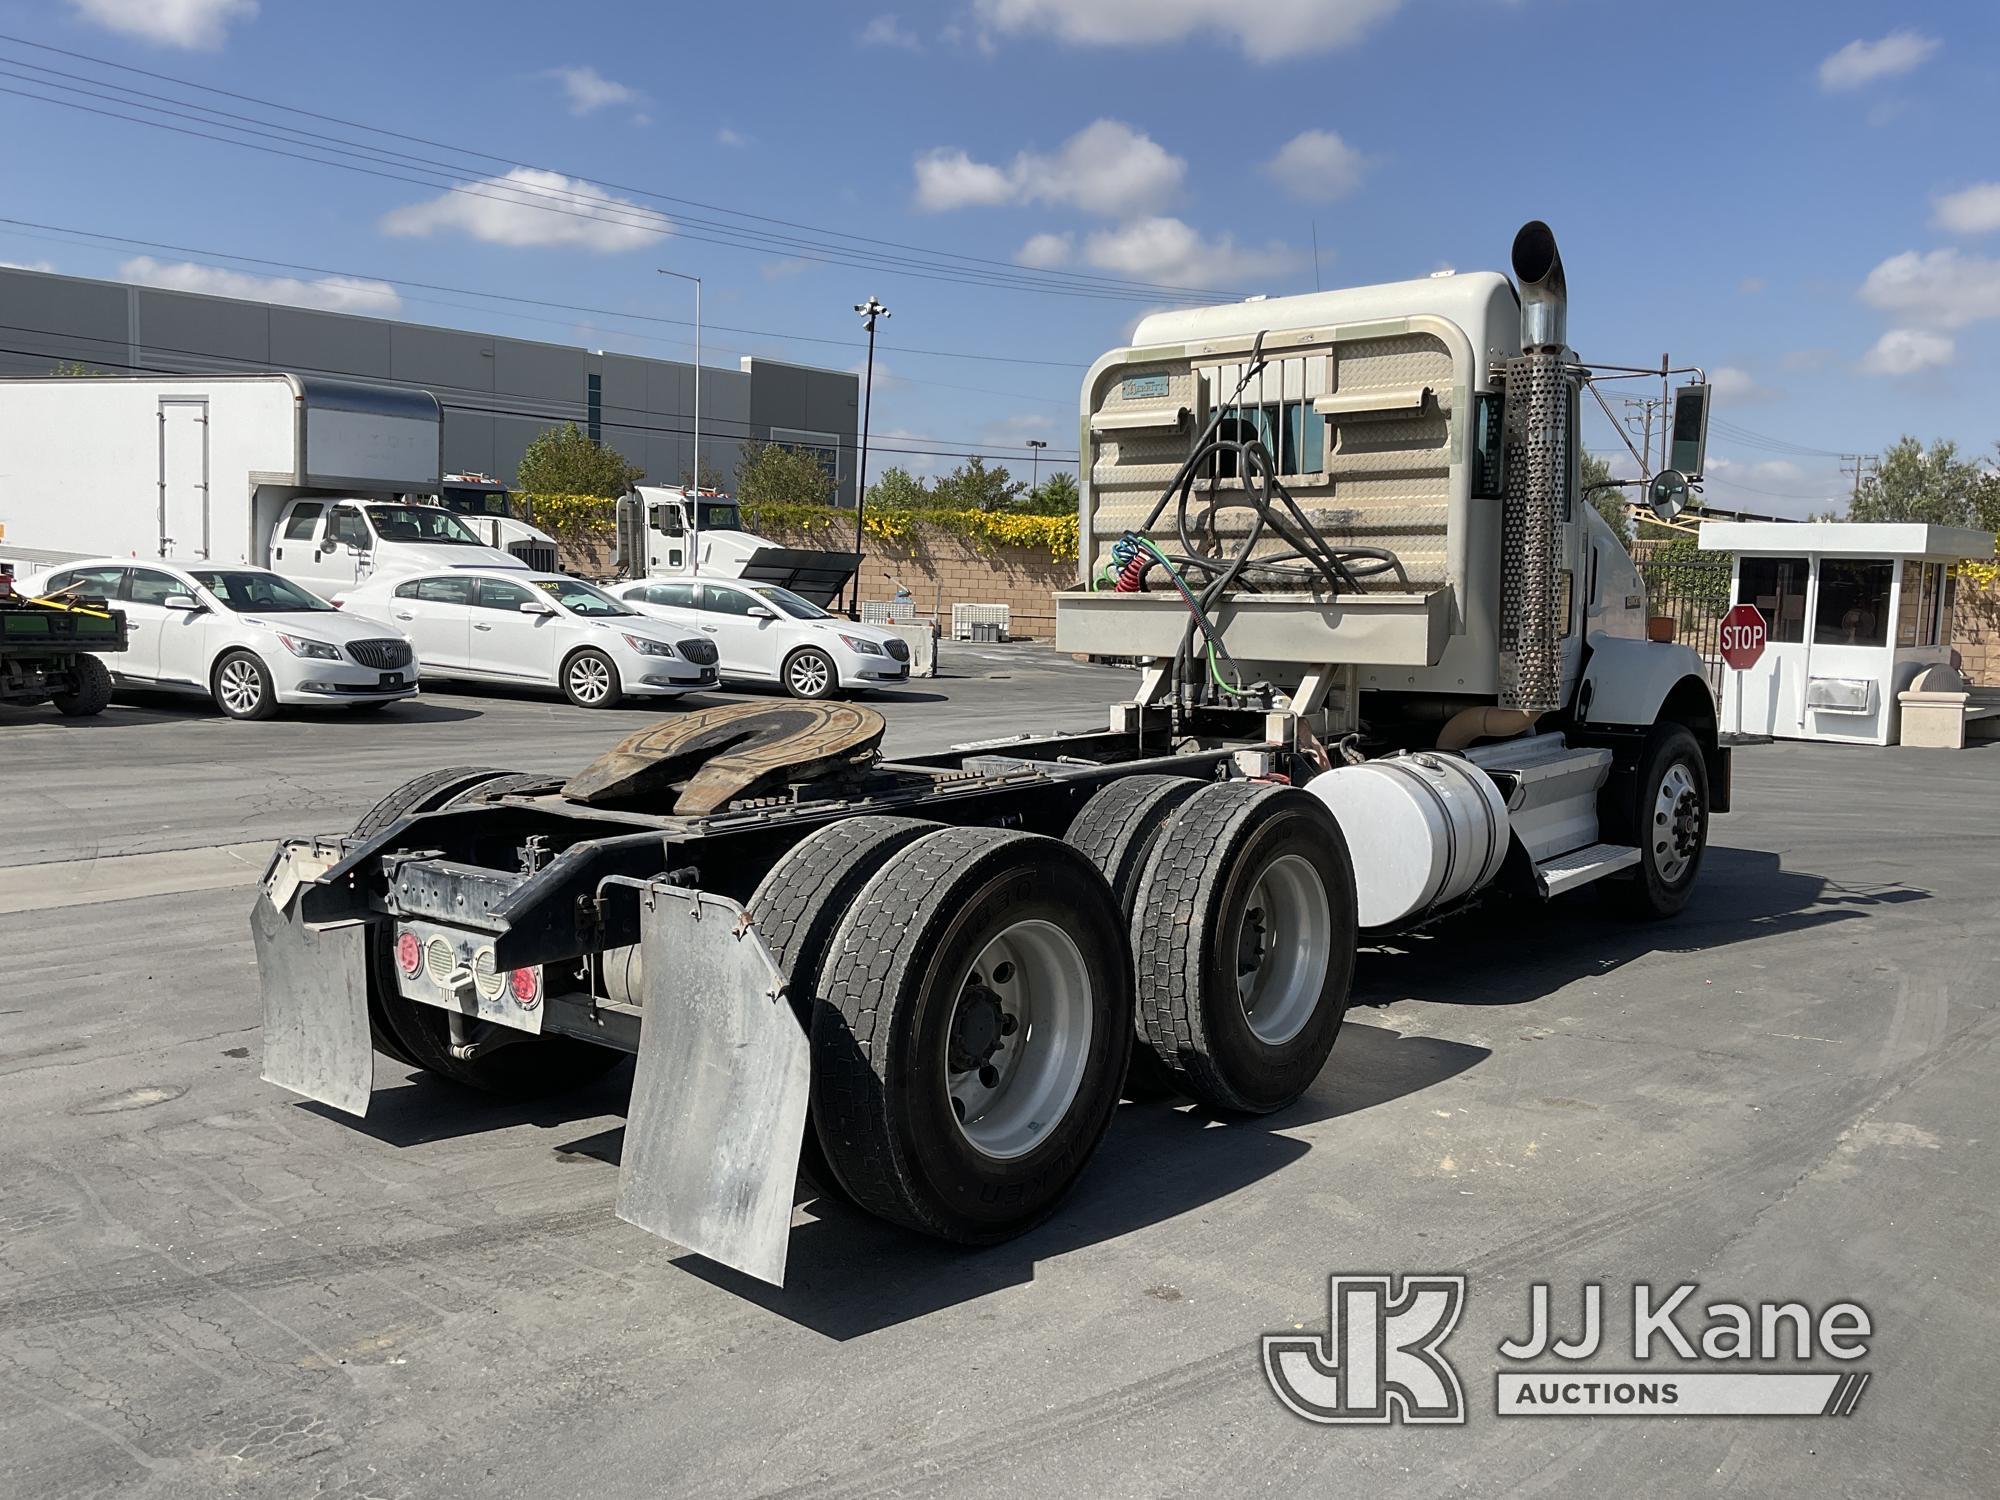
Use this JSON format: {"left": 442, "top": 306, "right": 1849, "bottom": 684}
{"left": 1535, "top": 842, "right": 1640, "bottom": 897}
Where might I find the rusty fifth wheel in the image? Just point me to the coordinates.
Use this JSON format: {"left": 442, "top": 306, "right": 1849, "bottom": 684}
{"left": 807, "top": 826, "right": 1132, "bottom": 1241}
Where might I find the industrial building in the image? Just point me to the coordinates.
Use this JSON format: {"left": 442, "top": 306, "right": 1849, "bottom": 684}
{"left": 0, "top": 265, "right": 861, "bottom": 503}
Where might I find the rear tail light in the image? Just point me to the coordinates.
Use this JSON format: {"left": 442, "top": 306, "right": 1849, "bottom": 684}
{"left": 396, "top": 930, "right": 423, "bottom": 975}
{"left": 509, "top": 966, "right": 542, "bottom": 1009}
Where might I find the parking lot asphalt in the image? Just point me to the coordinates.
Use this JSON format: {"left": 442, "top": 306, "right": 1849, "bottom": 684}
{"left": 2, "top": 653, "right": 1996, "bottom": 1500}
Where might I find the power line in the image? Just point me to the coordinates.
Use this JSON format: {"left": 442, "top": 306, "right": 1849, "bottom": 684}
{"left": 0, "top": 37, "right": 1242, "bottom": 304}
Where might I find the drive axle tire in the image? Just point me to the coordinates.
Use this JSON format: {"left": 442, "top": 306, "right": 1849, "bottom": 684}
{"left": 1130, "top": 781, "right": 1357, "bottom": 1115}
{"left": 810, "top": 827, "right": 1132, "bottom": 1242}
{"left": 352, "top": 765, "right": 516, "bottom": 839}
{"left": 1064, "top": 773, "right": 1206, "bottom": 1100}
{"left": 52, "top": 654, "right": 113, "bottom": 717}
{"left": 1607, "top": 722, "right": 1709, "bottom": 921}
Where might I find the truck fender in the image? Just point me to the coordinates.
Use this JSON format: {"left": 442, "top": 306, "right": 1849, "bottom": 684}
{"left": 1575, "top": 634, "right": 1729, "bottom": 815}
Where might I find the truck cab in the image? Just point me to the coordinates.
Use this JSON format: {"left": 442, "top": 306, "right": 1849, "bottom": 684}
{"left": 270, "top": 497, "right": 527, "bottom": 603}
{"left": 434, "top": 474, "right": 561, "bottom": 574}
{"left": 615, "top": 486, "right": 861, "bottom": 608}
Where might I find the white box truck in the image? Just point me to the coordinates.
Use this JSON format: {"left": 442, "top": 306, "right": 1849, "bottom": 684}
{"left": 0, "top": 374, "right": 527, "bottom": 601}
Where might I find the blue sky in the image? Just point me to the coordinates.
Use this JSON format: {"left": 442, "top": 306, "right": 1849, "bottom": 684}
{"left": 1, "top": 0, "right": 1996, "bottom": 514}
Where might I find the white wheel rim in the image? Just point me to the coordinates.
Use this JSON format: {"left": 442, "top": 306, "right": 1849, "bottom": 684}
{"left": 569, "top": 656, "right": 611, "bottom": 704}
{"left": 218, "top": 659, "right": 261, "bottom": 714}
{"left": 945, "top": 919, "right": 1093, "bottom": 1160}
{"left": 790, "top": 655, "right": 830, "bottom": 695}
{"left": 1236, "top": 853, "right": 1331, "bottom": 1046}
{"left": 1653, "top": 761, "right": 1702, "bottom": 883}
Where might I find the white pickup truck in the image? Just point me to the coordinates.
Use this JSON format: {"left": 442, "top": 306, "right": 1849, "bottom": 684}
{"left": 268, "top": 497, "right": 526, "bottom": 604}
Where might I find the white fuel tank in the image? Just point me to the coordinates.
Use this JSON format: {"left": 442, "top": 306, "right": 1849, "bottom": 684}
{"left": 1307, "top": 753, "right": 1511, "bottom": 929}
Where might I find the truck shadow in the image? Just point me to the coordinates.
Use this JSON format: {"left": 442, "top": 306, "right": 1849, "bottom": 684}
{"left": 1352, "top": 845, "right": 1930, "bottom": 1012}
{"left": 645, "top": 1021, "right": 1486, "bottom": 1339}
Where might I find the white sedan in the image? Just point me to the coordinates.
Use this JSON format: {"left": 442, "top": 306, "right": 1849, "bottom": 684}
{"left": 341, "top": 568, "right": 718, "bottom": 709}
{"left": 25, "top": 558, "right": 418, "bottom": 720}
{"left": 610, "top": 577, "right": 911, "bottom": 698}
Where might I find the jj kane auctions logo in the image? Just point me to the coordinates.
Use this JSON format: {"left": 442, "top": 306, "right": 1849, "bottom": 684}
{"left": 1264, "top": 1276, "right": 1873, "bottom": 1423}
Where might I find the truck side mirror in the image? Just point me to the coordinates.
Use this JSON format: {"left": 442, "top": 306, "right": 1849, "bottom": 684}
{"left": 1647, "top": 468, "right": 1691, "bottom": 521}
{"left": 1670, "top": 382, "right": 1710, "bottom": 480}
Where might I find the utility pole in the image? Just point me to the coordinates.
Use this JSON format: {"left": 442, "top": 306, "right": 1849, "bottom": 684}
{"left": 657, "top": 267, "right": 702, "bottom": 564}
{"left": 1840, "top": 454, "right": 1876, "bottom": 515}
{"left": 1026, "top": 438, "right": 1048, "bottom": 502}
{"left": 850, "top": 296, "right": 889, "bottom": 620}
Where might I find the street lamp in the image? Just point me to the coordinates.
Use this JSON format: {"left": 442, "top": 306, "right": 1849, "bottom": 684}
{"left": 1026, "top": 438, "right": 1048, "bottom": 502}
{"left": 850, "top": 295, "right": 889, "bottom": 619}
{"left": 657, "top": 267, "right": 702, "bottom": 567}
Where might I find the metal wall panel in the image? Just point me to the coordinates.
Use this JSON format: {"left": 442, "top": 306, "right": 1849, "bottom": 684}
{"left": 136, "top": 287, "right": 269, "bottom": 367}
{"left": 269, "top": 306, "right": 394, "bottom": 384}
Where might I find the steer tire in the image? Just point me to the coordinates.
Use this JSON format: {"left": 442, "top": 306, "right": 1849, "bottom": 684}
{"left": 52, "top": 654, "right": 114, "bottom": 717}
{"left": 810, "top": 826, "right": 1132, "bottom": 1242}
{"left": 1064, "top": 773, "right": 1206, "bottom": 1101}
{"left": 1130, "top": 781, "right": 1357, "bottom": 1116}
{"left": 747, "top": 815, "right": 940, "bottom": 1201}
{"left": 1604, "top": 722, "right": 1709, "bottom": 922}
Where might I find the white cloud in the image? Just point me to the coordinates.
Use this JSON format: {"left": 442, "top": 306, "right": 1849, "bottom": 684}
{"left": 1818, "top": 31, "right": 1938, "bottom": 92}
{"left": 1261, "top": 130, "right": 1368, "bottom": 203}
{"left": 860, "top": 14, "right": 922, "bottom": 48}
{"left": 119, "top": 257, "right": 401, "bottom": 315}
{"left": 550, "top": 66, "right": 645, "bottom": 117}
{"left": 1934, "top": 182, "right": 2000, "bottom": 236}
{"left": 1858, "top": 328, "right": 1954, "bottom": 376}
{"left": 1014, "top": 231, "right": 1074, "bottom": 268}
{"left": 1081, "top": 217, "right": 1300, "bottom": 290}
{"left": 1707, "top": 366, "right": 1777, "bottom": 404}
{"left": 0, "top": 259, "right": 55, "bottom": 273}
{"left": 1859, "top": 248, "right": 2000, "bottom": 329}
{"left": 716, "top": 126, "right": 750, "bottom": 149}
{"left": 66, "top": 0, "right": 255, "bottom": 49}
{"left": 973, "top": 0, "right": 1400, "bottom": 64}
{"left": 381, "top": 168, "right": 670, "bottom": 252}
{"left": 913, "top": 120, "right": 1184, "bottom": 218}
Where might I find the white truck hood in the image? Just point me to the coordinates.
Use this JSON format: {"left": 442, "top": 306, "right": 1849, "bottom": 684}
{"left": 371, "top": 541, "right": 527, "bottom": 575}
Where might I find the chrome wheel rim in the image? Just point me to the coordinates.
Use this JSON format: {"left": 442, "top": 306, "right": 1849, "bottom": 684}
{"left": 568, "top": 655, "right": 612, "bottom": 705}
{"left": 945, "top": 919, "right": 1093, "bottom": 1160}
{"left": 217, "top": 658, "right": 262, "bottom": 715}
{"left": 1237, "top": 853, "right": 1331, "bottom": 1046}
{"left": 788, "top": 654, "right": 830, "bottom": 696}
{"left": 1653, "top": 761, "right": 1703, "bottom": 884}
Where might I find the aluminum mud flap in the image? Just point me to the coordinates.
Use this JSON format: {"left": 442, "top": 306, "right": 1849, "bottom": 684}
{"left": 615, "top": 886, "right": 808, "bottom": 1288}
{"left": 251, "top": 841, "right": 373, "bottom": 1117}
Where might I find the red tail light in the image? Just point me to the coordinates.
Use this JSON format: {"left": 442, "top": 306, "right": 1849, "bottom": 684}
{"left": 396, "top": 931, "right": 422, "bottom": 975}
{"left": 509, "top": 966, "right": 541, "bottom": 1009}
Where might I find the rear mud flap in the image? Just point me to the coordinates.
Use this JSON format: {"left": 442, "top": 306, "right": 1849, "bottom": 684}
{"left": 250, "top": 890, "right": 374, "bottom": 1117}
{"left": 615, "top": 887, "right": 808, "bottom": 1288}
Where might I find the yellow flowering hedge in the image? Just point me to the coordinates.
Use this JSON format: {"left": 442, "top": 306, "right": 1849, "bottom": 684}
{"left": 519, "top": 494, "right": 1078, "bottom": 565}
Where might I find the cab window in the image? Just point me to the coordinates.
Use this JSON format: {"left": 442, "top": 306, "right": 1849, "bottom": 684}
{"left": 413, "top": 576, "right": 474, "bottom": 606}
{"left": 473, "top": 578, "right": 537, "bottom": 611}
{"left": 701, "top": 586, "right": 758, "bottom": 617}
{"left": 128, "top": 568, "right": 196, "bottom": 606}
{"left": 327, "top": 506, "right": 372, "bottom": 549}
{"left": 283, "top": 503, "right": 323, "bottom": 541}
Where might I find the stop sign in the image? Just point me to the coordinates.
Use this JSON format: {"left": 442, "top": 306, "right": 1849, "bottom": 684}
{"left": 1718, "top": 604, "right": 1768, "bottom": 671}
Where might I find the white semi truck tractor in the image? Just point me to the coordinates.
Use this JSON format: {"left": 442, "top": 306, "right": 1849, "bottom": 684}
{"left": 0, "top": 374, "right": 528, "bottom": 601}
{"left": 433, "top": 473, "right": 561, "bottom": 574}
{"left": 251, "top": 223, "right": 1729, "bottom": 1288}
{"left": 614, "top": 484, "right": 862, "bottom": 606}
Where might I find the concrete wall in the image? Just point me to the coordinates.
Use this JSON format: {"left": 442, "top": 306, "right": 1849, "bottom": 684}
{"left": 0, "top": 267, "right": 859, "bottom": 504}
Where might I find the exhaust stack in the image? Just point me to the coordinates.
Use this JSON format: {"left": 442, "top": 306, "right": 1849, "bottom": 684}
{"left": 1497, "top": 220, "right": 1572, "bottom": 714}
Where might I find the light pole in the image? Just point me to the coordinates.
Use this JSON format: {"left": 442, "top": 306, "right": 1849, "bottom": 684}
{"left": 657, "top": 267, "right": 701, "bottom": 567}
{"left": 1026, "top": 438, "right": 1048, "bottom": 502}
{"left": 850, "top": 295, "right": 889, "bottom": 619}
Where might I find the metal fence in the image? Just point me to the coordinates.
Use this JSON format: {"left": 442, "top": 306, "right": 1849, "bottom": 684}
{"left": 1632, "top": 541, "right": 1733, "bottom": 687}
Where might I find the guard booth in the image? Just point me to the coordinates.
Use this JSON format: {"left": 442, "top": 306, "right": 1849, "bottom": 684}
{"left": 1698, "top": 522, "right": 1994, "bottom": 745}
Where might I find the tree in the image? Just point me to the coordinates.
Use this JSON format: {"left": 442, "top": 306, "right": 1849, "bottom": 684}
{"left": 51, "top": 359, "right": 106, "bottom": 376}
{"left": 677, "top": 457, "right": 728, "bottom": 492}
{"left": 516, "top": 422, "right": 644, "bottom": 497}
{"left": 1581, "top": 452, "right": 1634, "bottom": 547}
{"left": 1012, "top": 469, "right": 1079, "bottom": 516}
{"left": 929, "top": 455, "right": 1023, "bottom": 512}
{"left": 1849, "top": 437, "right": 2000, "bottom": 530}
{"left": 865, "top": 465, "right": 931, "bottom": 510}
{"left": 735, "top": 441, "right": 836, "bottom": 506}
